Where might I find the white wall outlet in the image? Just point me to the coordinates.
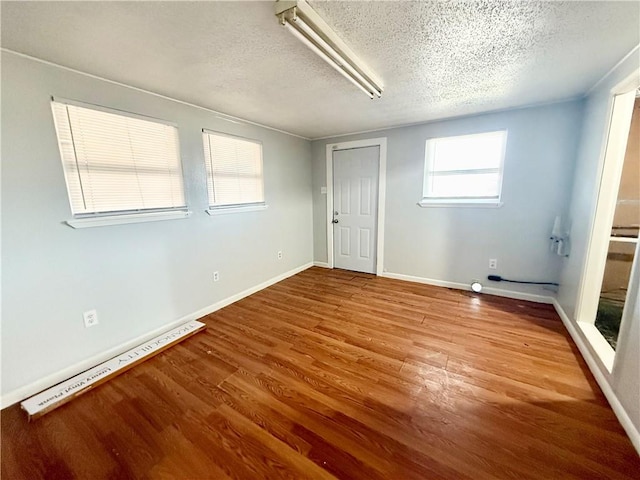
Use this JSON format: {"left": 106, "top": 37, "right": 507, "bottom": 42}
{"left": 489, "top": 259, "right": 498, "bottom": 269}
{"left": 83, "top": 309, "right": 99, "bottom": 328}
{"left": 213, "top": 271, "right": 220, "bottom": 282}
{"left": 277, "top": 251, "right": 283, "bottom": 260}
{"left": 321, "top": 186, "right": 327, "bottom": 194}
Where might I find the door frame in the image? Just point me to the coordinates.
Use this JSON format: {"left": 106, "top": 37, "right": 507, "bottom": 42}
{"left": 325, "top": 137, "right": 387, "bottom": 275}
{"left": 575, "top": 70, "right": 639, "bottom": 372}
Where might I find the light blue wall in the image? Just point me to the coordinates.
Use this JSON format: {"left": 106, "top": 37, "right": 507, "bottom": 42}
{"left": 312, "top": 101, "right": 584, "bottom": 297}
{"left": 1, "top": 52, "right": 313, "bottom": 400}
{"left": 557, "top": 49, "right": 640, "bottom": 434}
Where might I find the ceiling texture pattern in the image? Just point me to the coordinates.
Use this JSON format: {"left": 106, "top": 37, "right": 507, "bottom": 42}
{"left": 1, "top": 1, "right": 639, "bottom": 139}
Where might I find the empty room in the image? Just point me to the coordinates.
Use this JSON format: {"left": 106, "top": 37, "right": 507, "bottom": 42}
{"left": 1, "top": 1, "right": 640, "bottom": 478}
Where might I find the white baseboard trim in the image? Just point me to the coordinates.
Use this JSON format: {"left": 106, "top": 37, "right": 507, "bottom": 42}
{"left": 1, "top": 262, "right": 313, "bottom": 409}
{"left": 379, "top": 271, "right": 554, "bottom": 304}
{"left": 313, "top": 261, "right": 330, "bottom": 268}
{"left": 552, "top": 299, "right": 640, "bottom": 455}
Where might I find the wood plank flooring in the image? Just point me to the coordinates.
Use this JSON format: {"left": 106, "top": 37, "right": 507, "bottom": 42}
{"left": 2, "top": 267, "right": 639, "bottom": 479}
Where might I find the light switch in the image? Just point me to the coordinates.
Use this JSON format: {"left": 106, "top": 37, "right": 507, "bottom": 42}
{"left": 321, "top": 186, "right": 327, "bottom": 194}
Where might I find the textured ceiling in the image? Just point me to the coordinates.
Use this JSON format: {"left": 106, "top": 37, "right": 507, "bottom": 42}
{"left": 1, "top": 1, "right": 639, "bottom": 139}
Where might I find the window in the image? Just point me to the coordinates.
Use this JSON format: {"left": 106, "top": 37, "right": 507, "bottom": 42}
{"left": 420, "top": 130, "right": 507, "bottom": 206}
{"left": 202, "top": 130, "right": 265, "bottom": 213}
{"left": 51, "top": 99, "right": 188, "bottom": 225}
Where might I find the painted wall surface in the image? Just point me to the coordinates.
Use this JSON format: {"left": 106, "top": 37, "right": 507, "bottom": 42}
{"left": 1, "top": 52, "right": 313, "bottom": 400}
{"left": 557, "top": 49, "right": 640, "bottom": 434}
{"left": 312, "top": 101, "right": 583, "bottom": 297}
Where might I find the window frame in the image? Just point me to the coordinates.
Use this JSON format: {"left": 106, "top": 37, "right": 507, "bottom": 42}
{"left": 419, "top": 130, "right": 508, "bottom": 208}
{"left": 51, "top": 97, "right": 190, "bottom": 228}
{"left": 202, "top": 129, "right": 267, "bottom": 215}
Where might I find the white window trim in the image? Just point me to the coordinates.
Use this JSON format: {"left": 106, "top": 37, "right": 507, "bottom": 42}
{"left": 417, "top": 199, "right": 504, "bottom": 208}
{"left": 420, "top": 130, "right": 508, "bottom": 207}
{"left": 206, "top": 203, "right": 268, "bottom": 216}
{"left": 66, "top": 209, "right": 192, "bottom": 229}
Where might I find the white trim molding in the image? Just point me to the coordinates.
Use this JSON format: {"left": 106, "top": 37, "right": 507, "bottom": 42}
{"left": 66, "top": 210, "right": 192, "bottom": 229}
{"left": 552, "top": 300, "right": 640, "bottom": 455}
{"left": 417, "top": 200, "right": 504, "bottom": 209}
{"left": 586, "top": 44, "right": 640, "bottom": 96}
{"left": 577, "top": 321, "right": 615, "bottom": 372}
{"left": 325, "top": 137, "right": 387, "bottom": 276}
{"left": 575, "top": 89, "right": 636, "bottom": 329}
{"left": 1, "top": 262, "right": 313, "bottom": 409}
{"left": 206, "top": 204, "right": 268, "bottom": 216}
{"left": 313, "top": 261, "right": 331, "bottom": 268}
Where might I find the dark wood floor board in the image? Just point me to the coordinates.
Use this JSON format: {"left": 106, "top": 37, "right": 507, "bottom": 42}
{"left": 337, "top": 303, "right": 455, "bottom": 339}
{"left": 269, "top": 280, "right": 357, "bottom": 304}
{"left": 442, "top": 358, "right": 619, "bottom": 426}
{"left": 172, "top": 408, "right": 275, "bottom": 480}
{"left": 2, "top": 267, "right": 639, "bottom": 479}
{"left": 259, "top": 351, "right": 578, "bottom": 480}
{"left": 233, "top": 365, "right": 488, "bottom": 480}
{"left": 334, "top": 296, "right": 427, "bottom": 324}
{"left": 404, "top": 371, "right": 634, "bottom": 474}
{"left": 223, "top": 375, "right": 396, "bottom": 479}
{"left": 144, "top": 425, "right": 233, "bottom": 480}
{"left": 212, "top": 403, "right": 337, "bottom": 480}
{"left": 212, "top": 377, "right": 314, "bottom": 457}
{"left": 342, "top": 291, "right": 433, "bottom": 319}
{"left": 249, "top": 288, "right": 340, "bottom": 317}
{"left": 228, "top": 296, "right": 327, "bottom": 330}
{"left": 190, "top": 336, "right": 269, "bottom": 376}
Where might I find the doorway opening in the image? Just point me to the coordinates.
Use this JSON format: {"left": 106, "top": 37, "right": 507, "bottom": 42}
{"left": 325, "top": 138, "right": 387, "bottom": 275}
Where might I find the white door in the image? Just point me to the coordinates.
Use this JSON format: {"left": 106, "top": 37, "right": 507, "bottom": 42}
{"left": 332, "top": 146, "right": 379, "bottom": 274}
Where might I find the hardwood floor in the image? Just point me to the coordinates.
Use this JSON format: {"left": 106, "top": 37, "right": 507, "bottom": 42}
{"left": 2, "top": 267, "right": 639, "bottom": 479}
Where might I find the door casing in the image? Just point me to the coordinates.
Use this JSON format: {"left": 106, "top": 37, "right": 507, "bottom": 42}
{"left": 575, "top": 70, "right": 640, "bottom": 374}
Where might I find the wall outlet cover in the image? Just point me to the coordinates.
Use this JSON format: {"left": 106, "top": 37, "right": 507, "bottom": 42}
{"left": 83, "top": 309, "right": 98, "bottom": 328}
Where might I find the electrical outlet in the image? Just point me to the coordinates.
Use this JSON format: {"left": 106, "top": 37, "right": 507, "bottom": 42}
{"left": 213, "top": 271, "right": 220, "bottom": 282}
{"left": 489, "top": 259, "right": 498, "bottom": 269}
{"left": 277, "top": 251, "right": 283, "bottom": 260}
{"left": 83, "top": 309, "right": 99, "bottom": 328}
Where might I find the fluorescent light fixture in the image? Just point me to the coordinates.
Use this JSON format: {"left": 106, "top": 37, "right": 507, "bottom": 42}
{"left": 276, "top": 0, "right": 383, "bottom": 98}
{"left": 282, "top": 22, "right": 374, "bottom": 99}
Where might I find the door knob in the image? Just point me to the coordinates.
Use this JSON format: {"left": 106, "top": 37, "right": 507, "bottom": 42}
{"left": 332, "top": 219, "right": 339, "bottom": 224}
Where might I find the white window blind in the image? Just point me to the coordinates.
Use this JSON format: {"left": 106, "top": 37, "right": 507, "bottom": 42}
{"left": 202, "top": 131, "right": 265, "bottom": 208}
{"left": 51, "top": 100, "right": 186, "bottom": 216}
{"left": 422, "top": 130, "right": 507, "bottom": 203}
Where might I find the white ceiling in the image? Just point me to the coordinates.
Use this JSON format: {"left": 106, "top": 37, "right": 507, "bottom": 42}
{"left": 1, "top": 1, "right": 639, "bottom": 139}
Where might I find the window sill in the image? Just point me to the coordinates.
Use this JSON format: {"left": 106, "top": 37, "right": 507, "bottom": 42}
{"left": 206, "top": 204, "right": 268, "bottom": 216}
{"left": 417, "top": 199, "right": 503, "bottom": 208}
{"left": 66, "top": 210, "right": 192, "bottom": 229}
